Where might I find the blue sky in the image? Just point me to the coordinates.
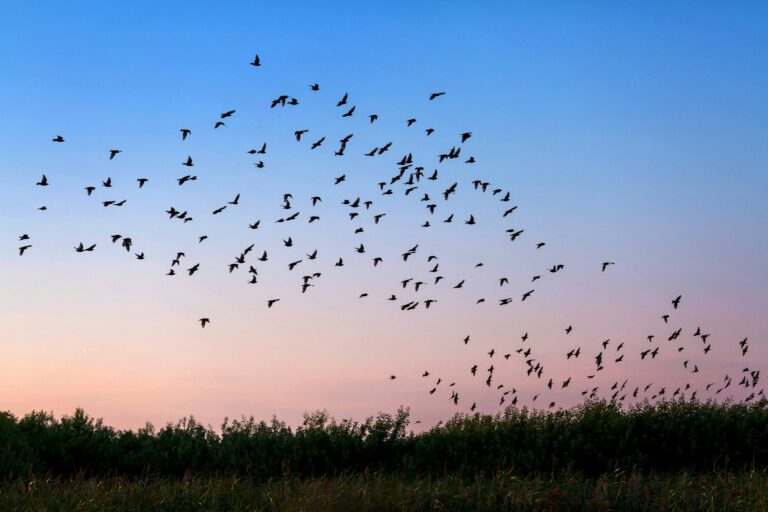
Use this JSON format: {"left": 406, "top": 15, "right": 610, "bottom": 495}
{"left": 0, "top": 2, "right": 766, "bottom": 428}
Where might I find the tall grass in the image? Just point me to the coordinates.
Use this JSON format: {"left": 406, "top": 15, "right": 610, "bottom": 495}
{"left": 1, "top": 399, "right": 767, "bottom": 480}
{"left": 3, "top": 471, "right": 768, "bottom": 511}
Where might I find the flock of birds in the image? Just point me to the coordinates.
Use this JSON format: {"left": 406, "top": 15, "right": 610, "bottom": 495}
{"left": 16, "top": 53, "right": 763, "bottom": 415}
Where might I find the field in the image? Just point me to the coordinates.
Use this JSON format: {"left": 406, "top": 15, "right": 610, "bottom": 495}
{"left": 3, "top": 471, "right": 768, "bottom": 511}
{"left": 2, "top": 399, "right": 768, "bottom": 510}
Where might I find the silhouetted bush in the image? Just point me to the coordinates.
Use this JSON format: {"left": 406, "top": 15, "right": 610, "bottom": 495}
{"left": 1, "top": 399, "right": 767, "bottom": 480}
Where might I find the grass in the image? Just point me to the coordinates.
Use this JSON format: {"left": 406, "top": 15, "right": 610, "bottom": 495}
{"left": 3, "top": 471, "right": 768, "bottom": 511}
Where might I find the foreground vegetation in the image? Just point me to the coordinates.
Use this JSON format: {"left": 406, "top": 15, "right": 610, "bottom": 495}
{"left": 2, "top": 400, "right": 768, "bottom": 509}
{"left": 2, "top": 399, "right": 767, "bottom": 479}
{"left": 2, "top": 471, "right": 768, "bottom": 511}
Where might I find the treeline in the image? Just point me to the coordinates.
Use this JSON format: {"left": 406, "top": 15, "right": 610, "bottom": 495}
{"left": 1, "top": 399, "right": 767, "bottom": 479}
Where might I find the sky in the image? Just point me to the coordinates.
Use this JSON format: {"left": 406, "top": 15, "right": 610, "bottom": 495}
{"left": 0, "top": 1, "right": 766, "bottom": 431}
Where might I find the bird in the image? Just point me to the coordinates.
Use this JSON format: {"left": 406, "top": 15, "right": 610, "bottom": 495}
{"left": 504, "top": 207, "right": 519, "bottom": 217}
{"left": 180, "top": 129, "right": 191, "bottom": 140}
{"left": 199, "top": 318, "right": 210, "bottom": 328}
{"left": 250, "top": 54, "right": 261, "bottom": 67}
{"left": 52, "top": 135, "right": 65, "bottom": 142}
{"left": 36, "top": 175, "right": 48, "bottom": 186}
{"left": 429, "top": 91, "right": 446, "bottom": 100}
{"left": 74, "top": 243, "right": 96, "bottom": 253}
{"left": 602, "top": 262, "right": 615, "bottom": 272}
{"left": 108, "top": 149, "right": 121, "bottom": 160}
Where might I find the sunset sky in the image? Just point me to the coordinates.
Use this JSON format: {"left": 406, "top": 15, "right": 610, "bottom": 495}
{"left": 1, "top": 2, "right": 766, "bottom": 430}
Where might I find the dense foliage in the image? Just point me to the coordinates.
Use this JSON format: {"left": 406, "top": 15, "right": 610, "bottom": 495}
{"left": 1, "top": 399, "right": 767, "bottom": 480}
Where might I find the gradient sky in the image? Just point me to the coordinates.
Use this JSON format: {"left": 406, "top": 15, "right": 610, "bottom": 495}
{"left": 1, "top": 2, "right": 767, "bottom": 431}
